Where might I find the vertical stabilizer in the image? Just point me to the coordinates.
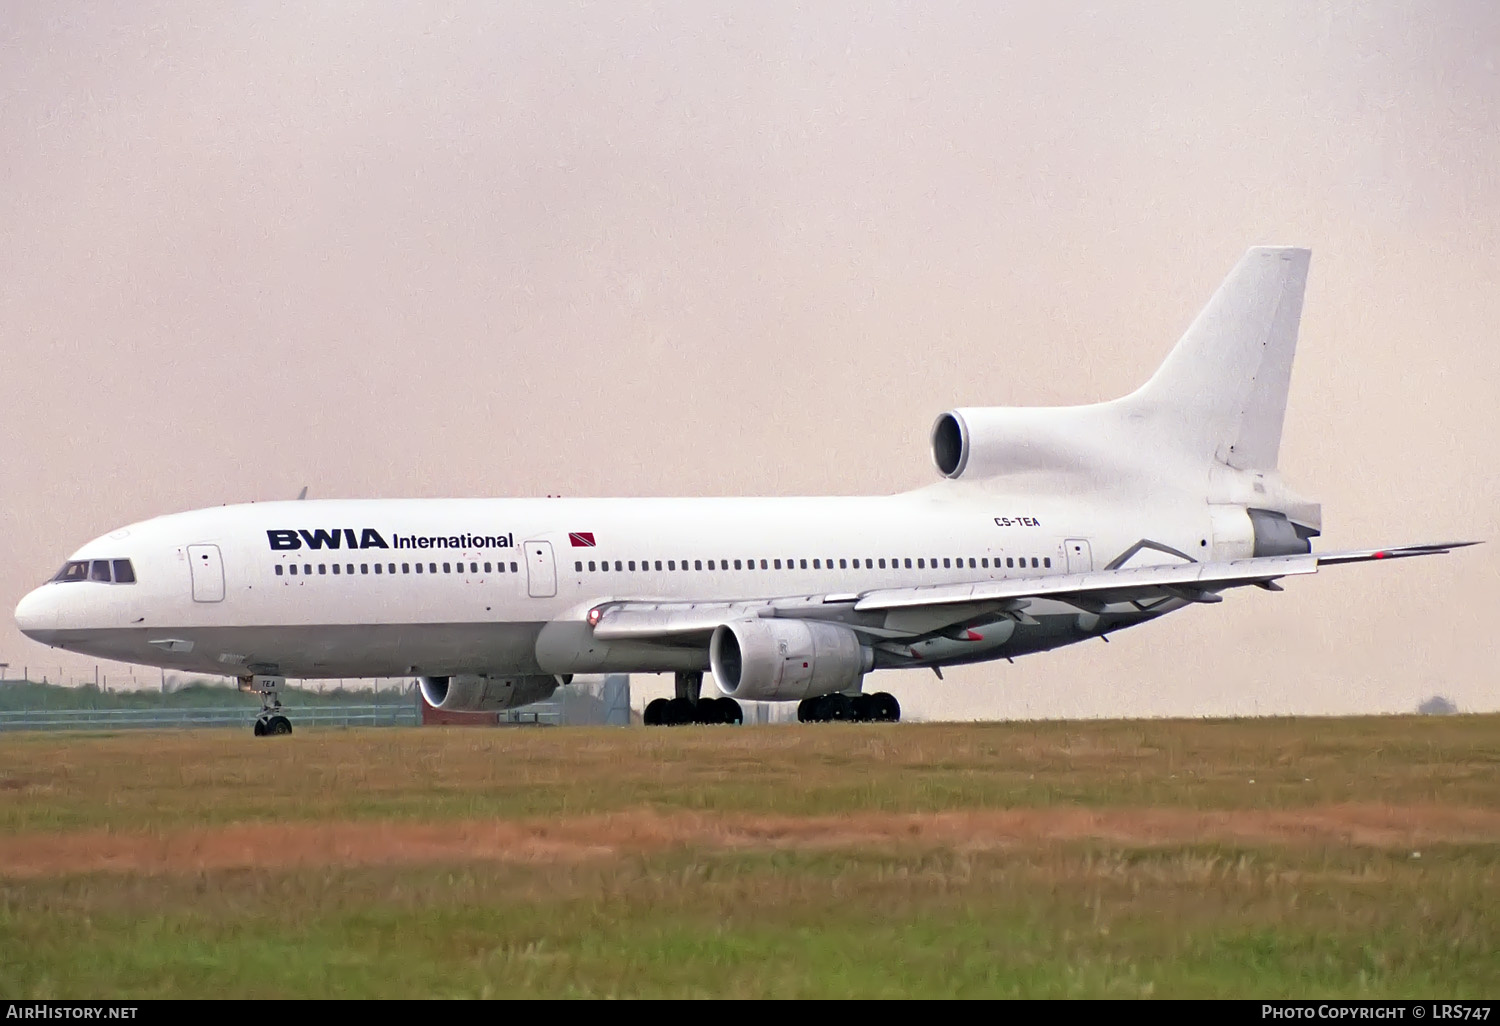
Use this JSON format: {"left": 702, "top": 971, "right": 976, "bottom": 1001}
{"left": 1119, "top": 246, "right": 1310, "bottom": 471}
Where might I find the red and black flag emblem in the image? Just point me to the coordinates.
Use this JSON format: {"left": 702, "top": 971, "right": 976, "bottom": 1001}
{"left": 569, "top": 532, "right": 596, "bottom": 547}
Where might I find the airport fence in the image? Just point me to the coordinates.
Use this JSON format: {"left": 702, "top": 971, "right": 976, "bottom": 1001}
{"left": 0, "top": 703, "right": 419, "bottom": 732}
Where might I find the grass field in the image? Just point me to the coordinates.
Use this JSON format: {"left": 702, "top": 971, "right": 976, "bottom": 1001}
{"left": 1, "top": 716, "right": 1497, "bottom": 998}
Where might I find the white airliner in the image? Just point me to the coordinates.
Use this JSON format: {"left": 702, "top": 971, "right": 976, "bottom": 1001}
{"left": 14, "top": 247, "right": 1475, "bottom": 734}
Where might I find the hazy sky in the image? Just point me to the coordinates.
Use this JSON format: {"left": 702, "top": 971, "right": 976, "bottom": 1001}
{"left": 2, "top": 2, "right": 1496, "bottom": 718}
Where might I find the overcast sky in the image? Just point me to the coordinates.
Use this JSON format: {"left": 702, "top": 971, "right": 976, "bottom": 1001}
{"left": 2, "top": 2, "right": 1496, "bottom": 718}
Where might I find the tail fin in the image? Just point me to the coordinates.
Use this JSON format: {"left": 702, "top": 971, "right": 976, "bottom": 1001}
{"left": 1119, "top": 246, "right": 1310, "bottom": 471}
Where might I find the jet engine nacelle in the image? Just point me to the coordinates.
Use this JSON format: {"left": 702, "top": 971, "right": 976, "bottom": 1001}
{"left": 709, "top": 618, "right": 873, "bottom": 702}
{"left": 931, "top": 407, "right": 1109, "bottom": 481}
{"left": 418, "top": 673, "right": 559, "bottom": 712}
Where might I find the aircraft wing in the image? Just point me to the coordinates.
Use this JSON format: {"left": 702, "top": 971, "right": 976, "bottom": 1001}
{"left": 587, "top": 542, "right": 1479, "bottom": 643}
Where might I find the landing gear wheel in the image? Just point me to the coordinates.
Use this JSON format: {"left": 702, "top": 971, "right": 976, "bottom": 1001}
{"left": 720, "top": 699, "right": 743, "bottom": 726}
{"left": 666, "top": 697, "right": 695, "bottom": 726}
{"left": 874, "top": 692, "right": 901, "bottom": 723}
{"left": 694, "top": 698, "right": 721, "bottom": 725}
{"left": 852, "top": 695, "right": 875, "bottom": 722}
{"left": 242, "top": 674, "right": 291, "bottom": 737}
{"left": 797, "top": 699, "right": 814, "bottom": 723}
{"left": 644, "top": 698, "right": 668, "bottom": 726}
{"left": 827, "top": 694, "right": 854, "bottom": 721}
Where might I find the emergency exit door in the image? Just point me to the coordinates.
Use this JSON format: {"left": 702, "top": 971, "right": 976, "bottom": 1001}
{"left": 524, "top": 540, "right": 557, "bottom": 598}
{"left": 187, "top": 544, "right": 225, "bottom": 602}
{"left": 1064, "top": 538, "right": 1093, "bottom": 575}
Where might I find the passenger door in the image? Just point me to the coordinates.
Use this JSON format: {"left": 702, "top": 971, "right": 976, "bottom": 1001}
{"left": 188, "top": 544, "right": 225, "bottom": 602}
{"left": 524, "top": 540, "right": 557, "bottom": 598}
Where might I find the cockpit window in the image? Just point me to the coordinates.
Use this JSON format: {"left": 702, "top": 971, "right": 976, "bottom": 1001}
{"left": 50, "top": 558, "right": 136, "bottom": 584}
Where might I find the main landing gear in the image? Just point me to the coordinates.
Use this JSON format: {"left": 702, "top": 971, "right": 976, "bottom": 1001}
{"left": 797, "top": 692, "right": 901, "bottom": 723}
{"left": 241, "top": 674, "right": 293, "bottom": 737}
{"left": 643, "top": 671, "right": 744, "bottom": 727}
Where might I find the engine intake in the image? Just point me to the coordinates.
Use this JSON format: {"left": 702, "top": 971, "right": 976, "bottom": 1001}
{"left": 418, "top": 674, "right": 559, "bottom": 712}
{"left": 709, "top": 619, "right": 872, "bottom": 702}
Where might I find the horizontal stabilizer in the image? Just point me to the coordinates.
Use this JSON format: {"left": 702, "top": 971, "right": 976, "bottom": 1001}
{"left": 1314, "top": 541, "right": 1482, "bottom": 566}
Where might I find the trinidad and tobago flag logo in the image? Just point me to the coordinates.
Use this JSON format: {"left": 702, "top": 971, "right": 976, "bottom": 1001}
{"left": 568, "top": 532, "right": 596, "bottom": 547}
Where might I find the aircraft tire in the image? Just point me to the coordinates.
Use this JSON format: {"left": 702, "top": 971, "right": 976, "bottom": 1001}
{"left": 644, "top": 698, "right": 668, "bottom": 726}
{"left": 722, "top": 699, "right": 743, "bottom": 726}
{"left": 666, "top": 697, "right": 695, "bottom": 725}
{"left": 253, "top": 719, "right": 266, "bottom": 737}
{"left": 852, "top": 695, "right": 875, "bottom": 722}
{"left": 267, "top": 716, "right": 293, "bottom": 736}
{"left": 875, "top": 692, "right": 901, "bottom": 723}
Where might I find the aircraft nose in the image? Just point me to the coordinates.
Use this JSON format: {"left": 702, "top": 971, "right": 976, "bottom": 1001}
{"left": 14, "top": 587, "right": 59, "bottom": 643}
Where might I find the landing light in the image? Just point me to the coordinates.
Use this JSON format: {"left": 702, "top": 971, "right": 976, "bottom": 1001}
{"left": 587, "top": 607, "right": 602, "bottom": 626}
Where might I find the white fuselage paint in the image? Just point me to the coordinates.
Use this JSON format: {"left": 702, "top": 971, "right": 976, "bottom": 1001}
{"left": 12, "top": 486, "right": 1234, "bottom": 686}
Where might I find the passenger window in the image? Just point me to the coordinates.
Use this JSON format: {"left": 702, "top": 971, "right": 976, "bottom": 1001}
{"left": 628, "top": 561, "right": 637, "bottom": 571}
{"left": 668, "top": 560, "right": 676, "bottom": 570}
{"left": 943, "top": 558, "right": 951, "bottom": 568}
{"left": 375, "top": 564, "right": 383, "bottom": 574}
{"left": 1006, "top": 557, "right": 1013, "bottom": 568}
{"left": 968, "top": 558, "right": 976, "bottom": 568}
{"left": 758, "top": 559, "right": 767, "bottom": 570}
{"left": 655, "top": 561, "right": 662, "bottom": 571}
{"left": 981, "top": 558, "right": 988, "bottom": 568}
{"left": 575, "top": 561, "right": 583, "bottom": 572}
{"left": 470, "top": 562, "right": 478, "bottom": 573}
{"left": 878, "top": 558, "right": 886, "bottom": 569}
{"left": 289, "top": 564, "right": 298, "bottom": 576}
{"left": 614, "top": 561, "right": 622, "bottom": 571}
{"left": 800, "top": 559, "right": 807, "bottom": 569}
{"left": 599, "top": 561, "right": 608, "bottom": 572}
{"left": 903, "top": 558, "right": 911, "bottom": 568}
{"left": 839, "top": 559, "right": 847, "bottom": 569}
{"left": 333, "top": 564, "right": 341, "bottom": 575}
{"left": 1031, "top": 557, "right": 1039, "bottom": 568}
{"left": 1044, "top": 557, "right": 1051, "bottom": 568}
{"left": 90, "top": 560, "right": 111, "bottom": 582}
{"left": 484, "top": 562, "right": 491, "bottom": 573}
{"left": 275, "top": 565, "right": 284, "bottom": 576}
{"left": 415, "top": 563, "right": 423, "bottom": 573}
{"left": 429, "top": 563, "right": 437, "bottom": 573}
{"left": 442, "top": 563, "right": 451, "bottom": 574}
{"left": 112, "top": 559, "right": 135, "bottom": 583}
{"left": 917, "top": 558, "right": 925, "bottom": 568}
{"left": 510, "top": 562, "right": 518, "bottom": 573}
{"left": 389, "top": 564, "right": 396, "bottom": 574}
{"left": 734, "top": 559, "right": 742, "bottom": 570}
{"left": 361, "top": 564, "right": 369, "bottom": 574}
{"left": 774, "top": 559, "right": 782, "bottom": 570}
{"left": 319, "top": 564, "right": 327, "bottom": 575}
{"left": 812, "top": 559, "right": 821, "bottom": 569}
{"left": 708, "top": 560, "right": 716, "bottom": 570}
{"left": 694, "top": 560, "right": 703, "bottom": 570}
{"left": 402, "top": 563, "right": 410, "bottom": 573}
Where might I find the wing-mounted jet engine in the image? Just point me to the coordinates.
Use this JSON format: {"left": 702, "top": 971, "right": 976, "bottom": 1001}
{"left": 418, "top": 673, "right": 559, "bottom": 713}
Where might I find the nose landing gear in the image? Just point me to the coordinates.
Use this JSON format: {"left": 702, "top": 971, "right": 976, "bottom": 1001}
{"left": 240, "top": 674, "right": 293, "bottom": 737}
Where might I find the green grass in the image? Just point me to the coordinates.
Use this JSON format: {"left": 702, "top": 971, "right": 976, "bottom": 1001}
{"left": 1, "top": 717, "right": 1497, "bottom": 997}
{"left": 4, "top": 847, "right": 1494, "bottom": 998}
{"left": 0, "top": 716, "right": 1495, "bottom": 832}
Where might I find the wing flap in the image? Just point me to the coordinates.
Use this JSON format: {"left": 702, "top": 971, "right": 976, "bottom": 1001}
{"left": 853, "top": 554, "right": 1318, "bottom": 612}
